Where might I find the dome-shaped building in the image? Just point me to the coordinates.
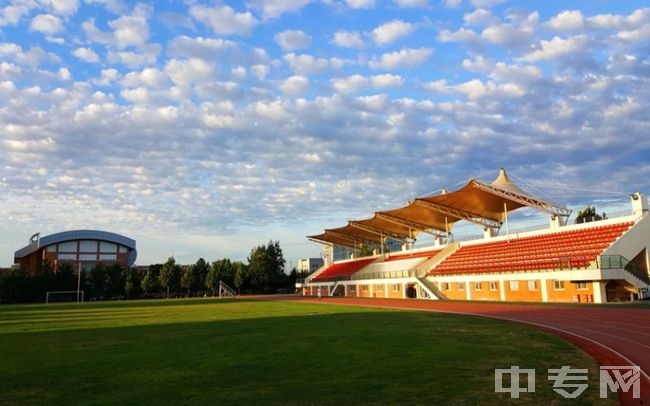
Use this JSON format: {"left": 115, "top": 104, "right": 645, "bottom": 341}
{"left": 14, "top": 230, "right": 137, "bottom": 273}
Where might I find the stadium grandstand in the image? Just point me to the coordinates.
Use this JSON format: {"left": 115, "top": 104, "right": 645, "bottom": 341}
{"left": 299, "top": 169, "right": 650, "bottom": 303}
{"left": 14, "top": 230, "right": 137, "bottom": 273}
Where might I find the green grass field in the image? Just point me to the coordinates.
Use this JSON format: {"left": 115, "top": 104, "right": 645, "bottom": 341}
{"left": 0, "top": 298, "right": 614, "bottom": 405}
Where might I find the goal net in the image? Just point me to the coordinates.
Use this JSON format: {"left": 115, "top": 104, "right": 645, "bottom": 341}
{"left": 46, "top": 291, "right": 85, "bottom": 304}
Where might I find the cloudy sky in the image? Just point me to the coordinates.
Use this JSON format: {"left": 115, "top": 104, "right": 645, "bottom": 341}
{"left": 1, "top": 0, "right": 649, "bottom": 267}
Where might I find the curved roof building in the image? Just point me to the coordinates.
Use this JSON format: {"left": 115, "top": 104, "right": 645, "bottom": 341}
{"left": 14, "top": 230, "right": 137, "bottom": 273}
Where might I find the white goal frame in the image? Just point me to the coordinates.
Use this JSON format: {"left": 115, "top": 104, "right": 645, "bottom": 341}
{"left": 46, "top": 290, "right": 85, "bottom": 304}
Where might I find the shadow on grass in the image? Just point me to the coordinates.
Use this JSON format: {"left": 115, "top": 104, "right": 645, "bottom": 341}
{"left": 0, "top": 309, "right": 613, "bottom": 405}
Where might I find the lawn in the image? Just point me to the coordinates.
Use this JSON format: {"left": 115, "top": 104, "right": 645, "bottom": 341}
{"left": 0, "top": 298, "right": 614, "bottom": 405}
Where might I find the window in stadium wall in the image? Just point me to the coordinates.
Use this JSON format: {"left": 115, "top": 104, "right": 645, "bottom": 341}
{"left": 79, "top": 240, "right": 97, "bottom": 253}
{"left": 362, "top": 285, "right": 368, "bottom": 291}
{"left": 489, "top": 281, "right": 498, "bottom": 291}
{"left": 392, "top": 284, "right": 399, "bottom": 292}
{"left": 99, "top": 254, "right": 117, "bottom": 261}
{"left": 442, "top": 283, "right": 449, "bottom": 290}
{"left": 79, "top": 254, "right": 98, "bottom": 261}
{"left": 58, "top": 241, "right": 77, "bottom": 252}
{"left": 46, "top": 245, "right": 57, "bottom": 253}
{"left": 58, "top": 254, "right": 77, "bottom": 261}
{"left": 527, "top": 280, "right": 538, "bottom": 291}
{"left": 474, "top": 282, "right": 482, "bottom": 291}
{"left": 100, "top": 242, "right": 117, "bottom": 253}
{"left": 376, "top": 284, "right": 383, "bottom": 292}
{"left": 118, "top": 245, "right": 128, "bottom": 253}
{"left": 509, "top": 281, "right": 519, "bottom": 291}
{"left": 349, "top": 285, "right": 356, "bottom": 291}
{"left": 575, "top": 282, "right": 588, "bottom": 290}
{"left": 553, "top": 280, "right": 565, "bottom": 290}
{"left": 457, "top": 282, "right": 465, "bottom": 290}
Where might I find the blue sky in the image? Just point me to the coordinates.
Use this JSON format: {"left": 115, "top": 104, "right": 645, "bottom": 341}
{"left": 1, "top": 0, "right": 649, "bottom": 267}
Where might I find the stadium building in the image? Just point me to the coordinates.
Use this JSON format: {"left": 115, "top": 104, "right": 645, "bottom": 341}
{"left": 14, "top": 230, "right": 137, "bottom": 273}
{"left": 300, "top": 169, "right": 650, "bottom": 303}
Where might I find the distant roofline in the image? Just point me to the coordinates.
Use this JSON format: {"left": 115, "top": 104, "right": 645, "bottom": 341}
{"left": 14, "top": 229, "right": 137, "bottom": 266}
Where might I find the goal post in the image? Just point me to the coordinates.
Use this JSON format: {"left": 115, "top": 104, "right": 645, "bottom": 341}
{"left": 46, "top": 291, "right": 85, "bottom": 304}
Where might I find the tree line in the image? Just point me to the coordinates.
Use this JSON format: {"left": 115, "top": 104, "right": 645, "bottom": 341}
{"left": 0, "top": 240, "right": 310, "bottom": 304}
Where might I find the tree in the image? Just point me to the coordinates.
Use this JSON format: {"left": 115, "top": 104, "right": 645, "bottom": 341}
{"left": 105, "top": 264, "right": 126, "bottom": 298}
{"left": 192, "top": 258, "right": 210, "bottom": 294}
{"left": 576, "top": 205, "right": 605, "bottom": 224}
{"left": 159, "top": 257, "right": 181, "bottom": 298}
{"left": 247, "top": 241, "right": 287, "bottom": 293}
{"left": 180, "top": 266, "right": 198, "bottom": 297}
{"left": 141, "top": 268, "right": 159, "bottom": 295}
{"left": 124, "top": 269, "right": 142, "bottom": 298}
{"left": 89, "top": 264, "right": 108, "bottom": 299}
{"left": 233, "top": 262, "right": 248, "bottom": 292}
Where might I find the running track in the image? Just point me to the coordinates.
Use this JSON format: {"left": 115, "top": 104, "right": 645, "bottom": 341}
{"left": 257, "top": 296, "right": 650, "bottom": 404}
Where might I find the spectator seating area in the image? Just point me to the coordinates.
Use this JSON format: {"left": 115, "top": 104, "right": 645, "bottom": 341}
{"left": 429, "top": 222, "right": 634, "bottom": 276}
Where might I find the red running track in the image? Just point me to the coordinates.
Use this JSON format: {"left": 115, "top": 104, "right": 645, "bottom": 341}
{"left": 258, "top": 296, "right": 650, "bottom": 405}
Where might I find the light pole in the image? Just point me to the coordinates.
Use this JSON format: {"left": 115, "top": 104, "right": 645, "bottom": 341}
{"left": 76, "top": 262, "right": 82, "bottom": 303}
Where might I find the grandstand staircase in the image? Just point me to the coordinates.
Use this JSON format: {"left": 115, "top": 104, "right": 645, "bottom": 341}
{"left": 415, "top": 242, "right": 459, "bottom": 278}
{"left": 410, "top": 244, "right": 459, "bottom": 300}
{"left": 329, "top": 281, "right": 344, "bottom": 296}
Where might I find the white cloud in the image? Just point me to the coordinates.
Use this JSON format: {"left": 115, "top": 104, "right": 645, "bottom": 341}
{"left": 49, "top": 0, "right": 79, "bottom": 16}
{"left": 519, "top": 35, "right": 588, "bottom": 62}
{"left": 452, "top": 79, "right": 525, "bottom": 100}
{"left": 0, "top": 4, "right": 32, "bottom": 26}
{"left": 279, "top": 75, "right": 310, "bottom": 95}
{"left": 331, "top": 74, "right": 404, "bottom": 93}
{"left": 164, "top": 58, "right": 214, "bottom": 86}
{"left": 480, "top": 12, "right": 538, "bottom": 46}
{"left": 108, "top": 5, "right": 151, "bottom": 48}
{"left": 346, "top": 0, "right": 375, "bottom": 9}
{"left": 470, "top": 0, "right": 505, "bottom": 8}
{"left": 371, "top": 74, "right": 404, "bottom": 88}
{"left": 248, "top": 0, "right": 313, "bottom": 19}
{"left": 82, "top": 18, "right": 113, "bottom": 44}
{"left": 284, "top": 53, "right": 347, "bottom": 75}
{"left": 464, "top": 9, "right": 495, "bottom": 26}
{"left": 587, "top": 8, "right": 650, "bottom": 30}
{"left": 394, "top": 0, "right": 428, "bottom": 7}
{"left": 93, "top": 68, "right": 119, "bottom": 86}
{"left": 371, "top": 20, "right": 414, "bottom": 45}
{"left": 442, "top": 0, "right": 462, "bottom": 7}
{"left": 368, "top": 48, "right": 432, "bottom": 69}
{"left": 189, "top": 5, "right": 257, "bottom": 36}
{"left": 332, "top": 31, "right": 364, "bottom": 48}
{"left": 73, "top": 47, "right": 100, "bottom": 63}
{"left": 546, "top": 10, "right": 584, "bottom": 31}
{"left": 438, "top": 28, "right": 479, "bottom": 43}
{"left": 274, "top": 30, "right": 311, "bottom": 51}
{"left": 107, "top": 44, "right": 160, "bottom": 68}
{"left": 30, "top": 14, "right": 63, "bottom": 35}
{"left": 251, "top": 64, "right": 269, "bottom": 80}
{"left": 617, "top": 23, "right": 650, "bottom": 42}
{"left": 57, "top": 67, "right": 71, "bottom": 81}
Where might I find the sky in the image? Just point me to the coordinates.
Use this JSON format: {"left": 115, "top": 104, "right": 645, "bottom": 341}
{"left": 1, "top": 0, "right": 649, "bottom": 267}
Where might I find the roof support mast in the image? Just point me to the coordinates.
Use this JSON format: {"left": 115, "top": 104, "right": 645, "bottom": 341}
{"left": 473, "top": 181, "right": 572, "bottom": 225}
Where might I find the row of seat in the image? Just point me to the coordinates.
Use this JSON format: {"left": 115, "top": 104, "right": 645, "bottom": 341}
{"left": 311, "top": 258, "right": 376, "bottom": 281}
{"left": 430, "top": 222, "right": 633, "bottom": 276}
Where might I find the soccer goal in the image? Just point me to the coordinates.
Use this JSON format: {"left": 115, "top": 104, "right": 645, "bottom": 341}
{"left": 46, "top": 291, "right": 85, "bottom": 304}
{"left": 218, "top": 281, "right": 236, "bottom": 298}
